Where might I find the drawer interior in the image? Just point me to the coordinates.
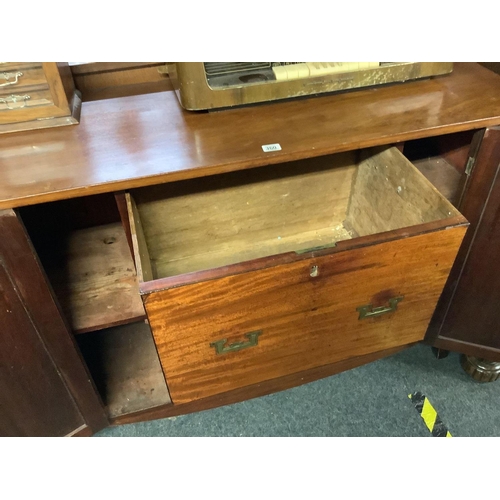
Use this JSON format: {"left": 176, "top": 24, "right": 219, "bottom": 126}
{"left": 128, "top": 146, "right": 461, "bottom": 281}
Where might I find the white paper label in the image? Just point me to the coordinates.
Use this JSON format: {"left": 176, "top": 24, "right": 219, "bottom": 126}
{"left": 262, "top": 143, "right": 282, "bottom": 152}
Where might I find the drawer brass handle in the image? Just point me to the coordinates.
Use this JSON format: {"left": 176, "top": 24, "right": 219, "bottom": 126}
{"left": 356, "top": 296, "right": 404, "bottom": 319}
{"left": 0, "top": 94, "right": 31, "bottom": 110}
{"left": 0, "top": 71, "right": 23, "bottom": 87}
{"left": 210, "top": 330, "right": 262, "bottom": 355}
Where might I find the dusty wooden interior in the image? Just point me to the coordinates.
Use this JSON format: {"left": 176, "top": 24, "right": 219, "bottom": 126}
{"left": 76, "top": 321, "right": 171, "bottom": 418}
{"left": 45, "top": 223, "right": 146, "bottom": 334}
{"left": 346, "top": 147, "right": 460, "bottom": 237}
{"left": 129, "top": 146, "right": 461, "bottom": 281}
{"left": 19, "top": 198, "right": 146, "bottom": 334}
{"left": 403, "top": 131, "right": 475, "bottom": 205}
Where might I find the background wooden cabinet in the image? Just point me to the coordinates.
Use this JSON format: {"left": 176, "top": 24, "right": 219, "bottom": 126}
{"left": 0, "top": 63, "right": 81, "bottom": 134}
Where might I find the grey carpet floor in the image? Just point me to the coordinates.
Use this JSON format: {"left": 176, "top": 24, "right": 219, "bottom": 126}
{"left": 95, "top": 344, "right": 500, "bottom": 437}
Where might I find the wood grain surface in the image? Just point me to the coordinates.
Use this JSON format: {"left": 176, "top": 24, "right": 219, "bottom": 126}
{"left": 131, "top": 152, "right": 357, "bottom": 278}
{"left": 0, "top": 66, "right": 48, "bottom": 95}
{"left": 347, "top": 147, "right": 460, "bottom": 236}
{"left": 71, "top": 62, "right": 172, "bottom": 102}
{"left": 43, "top": 223, "right": 146, "bottom": 333}
{"left": 0, "top": 209, "right": 108, "bottom": 435}
{"left": 426, "top": 127, "right": 500, "bottom": 358}
{"left": 111, "top": 343, "right": 415, "bottom": 426}
{"left": 425, "top": 127, "right": 500, "bottom": 360}
{"left": 126, "top": 193, "right": 153, "bottom": 282}
{"left": 411, "top": 156, "right": 462, "bottom": 204}
{"left": 0, "top": 63, "right": 73, "bottom": 127}
{"left": 144, "top": 227, "right": 466, "bottom": 404}
{"left": 0, "top": 262, "right": 85, "bottom": 436}
{"left": 128, "top": 146, "right": 466, "bottom": 291}
{"left": 0, "top": 63, "right": 499, "bottom": 209}
{"left": 76, "top": 321, "right": 171, "bottom": 418}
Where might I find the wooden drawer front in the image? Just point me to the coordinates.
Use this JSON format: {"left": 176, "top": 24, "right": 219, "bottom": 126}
{"left": 0, "top": 66, "right": 48, "bottom": 95}
{"left": 0, "top": 89, "right": 55, "bottom": 124}
{"left": 144, "top": 227, "right": 466, "bottom": 404}
{"left": 0, "top": 62, "right": 43, "bottom": 72}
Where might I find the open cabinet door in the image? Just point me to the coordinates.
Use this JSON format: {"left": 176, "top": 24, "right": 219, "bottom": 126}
{"left": 426, "top": 127, "right": 500, "bottom": 360}
{"left": 0, "top": 209, "right": 108, "bottom": 436}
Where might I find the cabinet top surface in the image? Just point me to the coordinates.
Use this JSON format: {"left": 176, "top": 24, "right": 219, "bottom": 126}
{"left": 1, "top": 62, "right": 500, "bottom": 209}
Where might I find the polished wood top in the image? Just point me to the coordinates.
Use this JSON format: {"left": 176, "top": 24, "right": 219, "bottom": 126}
{"left": 1, "top": 63, "right": 500, "bottom": 209}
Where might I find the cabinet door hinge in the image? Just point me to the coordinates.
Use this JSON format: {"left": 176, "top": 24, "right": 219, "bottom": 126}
{"left": 465, "top": 156, "right": 476, "bottom": 176}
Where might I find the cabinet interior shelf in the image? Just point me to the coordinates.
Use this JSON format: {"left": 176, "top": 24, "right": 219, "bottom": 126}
{"left": 43, "top": 222, "right": 146, "bottom": 334}
{"left": 77, "top": 321, "right": 172, "bottom": 419}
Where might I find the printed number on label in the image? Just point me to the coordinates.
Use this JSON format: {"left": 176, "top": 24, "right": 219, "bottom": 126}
{"left": 262, "top": 143, "right": 282, "bottom": 152}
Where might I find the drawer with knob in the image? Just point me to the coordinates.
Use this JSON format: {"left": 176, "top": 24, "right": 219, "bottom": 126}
{"left": 0, "top": 90, "right": 54, "bottom": 116}
{"left": 123, "top": 146, "right": 468, "bottom": 404}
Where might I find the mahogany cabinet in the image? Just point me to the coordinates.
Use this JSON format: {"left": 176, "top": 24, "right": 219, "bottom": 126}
{"left": 1, "top": 63, "right": 500, "bottom": 436}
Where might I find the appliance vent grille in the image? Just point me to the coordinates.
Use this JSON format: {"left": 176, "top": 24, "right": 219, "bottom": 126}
{"left": 204, "top": 63, "right": 272, "bottom": 75}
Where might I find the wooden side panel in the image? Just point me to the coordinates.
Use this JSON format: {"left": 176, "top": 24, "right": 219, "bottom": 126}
{"left": 411, "top": 156, "right": 463, "bottom": 205}
{"left": 428, "top": 127, "right": 500, "bottom": 357}
{"left": 436, "top": 130, "right": 476, "bottom": 172}
{"left": 144, "top": 227, "right": 466, "bottom": 404}
{"left": 0, "top": 263, "right": 84, "bottom": 436}
{"left": 19, "top": 192, "right": 122, "bottom": 235}
{"left": 56, "top": 62, "right": 77, "bottom": 108}
{"left": 347, "top": 147, "right": 460, "bottom": 236}
{"left": 0, "top": 209, "right": 108, "bottom": 435}
{"left": 125, "top": 193, "right": 154, "bottom": 282}
{"left": 479, "top": 63, "right": 500, "bottom": 75}
{"left": 43, "top": 62, "right": 71, "bottom": 111}
{"left": 70, "top": 62, "right": 172, "bottom": 102}
{"left": 115, "top": 192, "right": 134, "bottom": 259}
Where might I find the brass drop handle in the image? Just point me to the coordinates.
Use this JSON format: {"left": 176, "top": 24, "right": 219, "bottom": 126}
{"left": 0, "top": 71, "right": 23, "bottom": 87}
{"left": 210, "top": 330, "right": 262, "bottom": 355}
{"left": 0, "top": 94, "right": 31, "bottom": 109}
{"left": 356, "top": 296, "right": 403, "bottom": 320}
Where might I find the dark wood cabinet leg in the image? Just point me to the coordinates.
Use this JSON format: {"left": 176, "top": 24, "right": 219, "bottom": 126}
{"left": 460, "top": 355, "right": 500, "bottom": 382}
{"left": 432, "top": 347, "right": 450, "bottom": 359}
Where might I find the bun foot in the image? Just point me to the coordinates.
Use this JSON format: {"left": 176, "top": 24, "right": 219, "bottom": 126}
{"left": 460, "top": 355, "right": 500, "bottom": 382}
